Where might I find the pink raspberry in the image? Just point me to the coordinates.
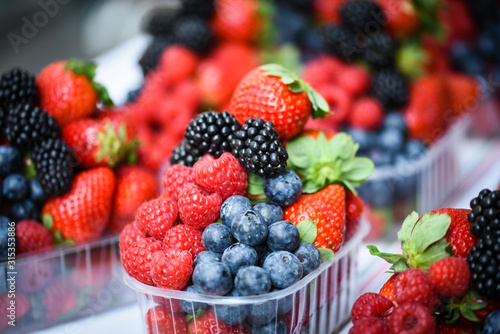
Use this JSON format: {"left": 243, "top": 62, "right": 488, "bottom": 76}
{"left": 136, "top": 197, "right": 178, "bottom": 240}
{"left": 163, "top": 224, "right": 205, "bottom": 259}
{"left": 193, "top": 153, "right": 247, "bottom": 201}
{"left": 119, "top": 221, "right": 147, "bottom": 254}
{"left": 429, "top": 257, "right": 470, "bottom": 298}
{"left": 162, "top": 164, "right": 195, "bottom": 201}
{"left": 178, "top": 183, "right": 222, "bottom": 229}
{"left": 394, "top": 268, "right": 440, "bottom": 310}
{"left": 16, "top": 220, "right": 54, "bottom": 254}
{"left": 150, "top": 249, "right": 193, "bottom": 290}
{"left": 389, "top": 303, "right": 436, "bottom": 334}
{"left": 349, "top": 317, "right": 390, "bottom": 334}
{"left": 351, "top": 293, "right": 394, "bottom": 325}
{"left": 121, "top": 237, "right": 162, "bottom": 285}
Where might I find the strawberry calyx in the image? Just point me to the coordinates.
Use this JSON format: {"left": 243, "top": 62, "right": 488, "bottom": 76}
{"left": 95, "top": 121, "right": 139, "bottom": 167}
{"left": 296, "top": 219, "right": 334, "bottom": 262}
{"left": 42, "top": 213, "right": 74, "bottom": 245}
{"left": 286, "top": 131, "right": 374, "bottom": 194}
{"left": 445, "top": 290, "right": 488, "bottom": 324}
{"left": 260, "top": 63, "right": 330, "bottom": 119}
{"left": 368, "top": 211, "right": 453, "bottom": 272}
{"left": 64, "top": 58, "right": 114, "bottom": 107}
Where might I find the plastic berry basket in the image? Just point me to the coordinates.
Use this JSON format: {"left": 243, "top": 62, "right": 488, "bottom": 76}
{"left": 124, "top": 219, "right": 369, "bottom": 334}
{"left": 0, "top": 235, "right": 136, "bottom": 333}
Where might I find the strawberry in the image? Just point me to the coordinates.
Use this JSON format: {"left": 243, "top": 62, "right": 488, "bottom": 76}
{"left": 284, "top": 184, "right": 346, "bottom": 252}
{"left": 150, "top": 249, "right": 193, "bottom": 290}
{"left": 36, "top": 59, "right": 113, "bottom": 126}
{"left": 0, "top": 293, "right": 30, "bottom": 330}
{"left": 379, "top": 273, "right": 398, "bottom": 304}
{"left": 447, "top": 74, "right": 479, "bottom": 121}
{"left": 136, "top": 197, "right": 178, "bottom": 240}
{"left": 188, "top": 308, "right": 250, "bottom": 334}
{"left": 345, "top": 191, "right": 365, "bottom": 241}
{"left": 109, "top": 165, "right": 158, "bottom": 234}
{"left": 300, "top": 129, "right": 337, "bottom": 140}
{"left": 16, "top": 219, "right": 54, "bottom": 254}
{"left": 348, "top": 97, "right": 384, "bottom": 131}
{"left": 42, "top": 167, "right": 116, "bottom": 243}
{"left": 159, "top": 45, "right": 199, "bottom": 85}
{"left": 227, "top": 64, "right": 330, "bottom": 140}
{"left": 146, "top": 305, "right": 188, "bottom": 334}
{"left": 122, "top": 237, "right": 163, "bottom": 286}
{"left": 211, "top": 0, "right": 261, "bottom": 43}
{"left": 162, "top": 164, "right": 195, "bottom": 201}
{"left": 429, "top": 208, "right": 475, "bottom": 258}
{"left": 119, "top": 221, "right": 147, "bottom": 254}
{"left": 375, "top": 0, "right": 420, "bottom": 39}
{"left": 178, "top": 183, "right": 222, "bottom": 230}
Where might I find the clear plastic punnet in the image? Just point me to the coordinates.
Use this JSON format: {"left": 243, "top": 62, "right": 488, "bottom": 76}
{"left": 125, "top": 220, "right": 370, "bottom": 334}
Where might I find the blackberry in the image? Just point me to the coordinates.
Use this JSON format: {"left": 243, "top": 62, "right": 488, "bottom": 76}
{"left": 138, "top": 37, "right": 173, "bottom": 75}
{"left": 31, "top": 139, "right": 78, "bottom": 196}
{"left": 340, "top": 0, "right": 385, "bottom": 30}
{"left": 468, "top": 189, "right": 500, "bottom": 237}
{"left": 277, "top": 0, "right": 313, "bottom": 12}
{"left": 172, "top": 16, "right": 214, "bottom": 54}
{"left": 180, "top": 0, "right": 215, "bottom": 19}
{"left": 0, "top": 68, "right": 38, "bottom": 110}
{"left": 5, "top": 104, "right": 60, "bottom": 151}
{"left": 143, "top": 9, "right": 178, "bottom": 37}
{"left": 371, "top": 69, "right": 409, "bottom": 109}
{"left": 363, "top": 33, "right": 395, "bottom": 68}
{"left": 467, "top": 233, "right": 500, "bottom": 300}
{"left": 170, "top": 140, "right": 201, "bottom": 167}
{"left": 318, "top": 24, "right": 359, "bottom": 62}
{"left": 230, "top": 118, "right": 288, "bottom": 178}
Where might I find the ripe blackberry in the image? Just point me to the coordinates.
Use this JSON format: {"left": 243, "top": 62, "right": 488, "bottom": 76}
{"left": 371, "top": 69, "right": 409, "bottom": 110}
{"left": 172, "top": 16, "right": 214, "bottom": 54}
{"left": 467, "top": 233, "right": 500, "bottom": 300}
{"left": 32, "top": 139, "right": 78, "bottom": 196}
{"left": 318, "top": 24, "right": 359, "bottom": 62}
{"left": 138, "top": 37, "right": 173, "bottom": 75}
{"left": 143, "top": 9, "right": 179, "bottom": 37}
{"left": 468, "top": 189, "right": 500, "bottom": 237}
{"left": 5, "top": 104, "right": 60, "bottom": 151}
{"left": 340, "top": 0, "right": 385, "bottom": 30}
{"left": 363, "top": 33, "right": 395, "bottom": 68}
{"left": 170, "top": 140, "right": 201, "bottom": 167}
{"left": 0, "top": 68, "right": 38, "bottom": 109}
{"left": 230, "top": 118, "right": 288, "bottom": 178}
{"left": 180, "top": 0, "right": 215, "bottom": 19}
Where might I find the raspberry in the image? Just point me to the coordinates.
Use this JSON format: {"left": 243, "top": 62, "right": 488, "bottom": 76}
{"left": 163, "top": 224, "right": 205, "bottom": 259}
{"left": 429, "top": 257, "right": 470, "bottom": 298}
{"left": 146, "top": 305, "right": 189, "bottom": 334}
{"left": 348, "top": 97, "right": 384, "bottom": 131}
{"left": 351, "top": 293, "right": 394, "bottom": 325}
{"left": 194, "top": 153, "right": 247, "bottom": 201}
{"left": 43, "top": 279, "right": 77, "bottom": 319}
{"left": 162, "top": 164, "right": 195, "bottom": 201}
{"left": 349, "top": 317, "right": 390, "bottom": 334}
{"left": 122, "top": 237, "right": 162, "bottom": 285}
{"left": 394, "top": 269, "right": 439, "bottom": 310}
{"left": 178, "top": 183, "right": 222, "bottom": 229}
{"left": 379, "top": 273, "right": 398, "bottom": 304}
{"left": 150, "top": 249, "right": 193, "bottom": 290}
{"left": 314, "top": 85, "right": 351, "bottom": 126}
{"left": 389, "top": 303, "right": 435, "bottom": 334}
{"left": 301, "top": 56, "right": 343, "bottom": 90}
{"left": 158, "top": 45, "right": 199, "bottom": 85}
{"left": 119, "top": 221, "right": 147, "bottom": 254}
{"left": 136, "top": 197, "right": 178, "bottom": 240}
{"left": 15, "top": 220, "right": 53, "bottom": 254}
{"left": 337, "top": 65, "right": 371, "bottom": 97}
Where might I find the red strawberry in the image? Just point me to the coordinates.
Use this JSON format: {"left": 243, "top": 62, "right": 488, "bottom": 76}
{"left": 379, "top": 273, "right": 398, "bottom": 305}
{"left": 228, "top": 64, "right": 330, "bottom": 140}
{"left": 163, "top": 224, "right": 205, "bottom": 259}
{"left": 304, "top": 85, "right": 351, "bottom": 131}
{"left": 447, "top": 74, "right": 479, "bottom": 120}
{"left": 122, "top": 237, "right": 162, "bottom": 285}
{"left": 150, "top": 249, "right": 193, "bottom": 290}
{"left": 345, "top": 191, "right": 365, "bottom": 241}
{"left": 301, "top": 56, "right": 344, "bottom": 90}
{"left": 337, "top": 65, "right": 371, "bottom": 97}
{"left": 211, "top": 0, "right": 261, "bottom": 43}
{"left": 119, "top": 221, "right": 147, "bottom": 254}
{"left": 146, "top": 306, "right": 188, "bottom": 334}
{"left": 388, "top": 303, "right": 435, "bottom": 334}
{"left": 313, "top": 0, "right": 347, "bottom": 23}
{"left": 375, "top": 0, "right": 420, "bottom": 39}
{"left": 284, "top": 184, "right": 346, "bottom": 252}
{"left": 0, "top": 293, "right": 30, "bottom": 330}
{"left": 136, "top": 197, "right": 178, "bottom": 240}
{"left": 43, "top": 279, "right": 77, "bottom": 319}
{"left": 42, "top": 167, "right": 116, "bottom": 243}
{"left": 162, "top": 164, "right": 195, "bottom": 201}
{"left": 178, "top": 183, "right": 222, "bottom": 229}
{"left": 348, "top": 98, "right": 384, "bottom": 131}
{"left": 188, "top": 308, "right": 250, "bottom": 334}
{"left": 16, "top": 220, "right": 53, "bottom": 254}
{"left": 429, "top": 257, "right": 470, "bottom": 298}
{"left": 109, "top": 165, "right": 158, "bottom": 233}
{"left": 300, "top": 129, "right": 338, "bottom": 140}
{"left": 194, "top": 153, "right": 247, "bottom": 201}
{"left": 159, "top": 45, "right": 199, "bottom": 85}
{"left": 36, "top": 59, "right": 113, "bottom": 126}
{"left": 351, "top": 292, "right": 394, "bottom": 325}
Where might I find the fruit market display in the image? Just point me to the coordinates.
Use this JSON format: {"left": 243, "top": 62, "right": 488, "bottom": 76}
{"left": 349, "top": 188, "right": 500, "bottom": 333}
{"left": 120, "top": 63, "right": 375, "bottom": 333}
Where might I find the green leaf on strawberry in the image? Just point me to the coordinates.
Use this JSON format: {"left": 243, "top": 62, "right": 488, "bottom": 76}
{"left": 318, "top": 248, "right": 334, "bottom": 262}
{"left": 287, "top": 132, "right": 374, "bottom": 194}
{"left": 297, "top": 219, "right": 317, "bottom": 244}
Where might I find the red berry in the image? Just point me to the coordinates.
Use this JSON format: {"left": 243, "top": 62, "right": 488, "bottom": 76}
{"left": 379, "top": 273, "right": 398, "bottom": 304}
{"left": 163, "top": 224, "right": 205, "bottom": 259}
{"left": 188, "top": 308, "right": 250, "bottom": 334}
{"left": 305, "top": 85, "right": 351, "bottom": 129}
{"left": 194, "top": 153, "right": 247, "bottom": 201}
{"left": 136, "top": 197, "right": 178, "bottom": 240}
{"left": 150, "top": 249, "right": 193, "bottom": 290}
{"left": 119, "top": 221, "right": 147, "bottom": 254}
{"left": 301, "top": 56, "right": 344, "bottom": 90}
{"left": 337, "top": 65, "right": 370, "bottom": 97}
{"left": 159, "top": 45, "right": 199, "bottom": 85}
{"left": 146, "top": 305, "right": 188, "bottom": 334}
{"left": 0, "top": 293, "right": 30, "bottom": 330}
{"left": 394, "top": 269, "right": 440, "bottom": 310}
{"left": 121, "top": 237, "right": 162, "bottom": 285}
{"left": 345, "top": 191, "right": 364, "bottom": 241}
{"left": 16, "top": 220, "right": 53, "bottom": 254}
{"left": 429, "top": 257, "right": 470, "bottom": 298}
{"left": 162, "top": 164, "right": 195, "bottom": 201}
{"left": 43, "top": 279, "right": 77, "bottom": 319}
{"left": 389, "top": 303, "right": 436, "bottom": 334}
{"left": 351, "top": 293, "right": 394, "bottom": 325}
{"left": 348, "top": 98, "right": 384, "bottom": 131}
{"left": 349, "top": 316, "right": 390, "bottom": 334}
{"left": 18, "top": 261, "right": 53, "bottom": 293}
{"left": 178, "top": 183, "right": 222, "bottom": 229}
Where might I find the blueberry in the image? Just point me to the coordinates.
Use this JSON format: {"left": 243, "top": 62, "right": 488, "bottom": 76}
{"left": 263, "top": 169, "right": 302, "bottom": 207}
{"left": 267, "top": 221, "right": 300, "bottom": 252}
{"left": 276, "top": 292, "right": 293, "bottom": 315}
{"left": 368, "top": 148, "right": 393, "bottom": 167}
{"left": 251, "top": 318, "right": 287, "bottom": 334}
{"left": 383, "top": 112, "right": 407, "bottom": 133}
{"left": 3, "top": 174, "right": 28, "bottom": 201}
{"left": 193, "top": 250, "right": 222, "bottom": 268}
{"left": 180, "top": 285, "right": 207, "bottom": 314}
{"left": 263, "top": 251, "right": 303, "bottom": 289}
{"left": 10, "top": 199, "right": 37, "bottom": 222}
{"left": 247, "top": 300, "right": 277, "bottom": 326}
{"left": 192, "top": 262, "right": 233, "bottom": 296}
{"left": 275, "top": 6, "right": 307, "bottom": 44}
{"left": 253, "top": 243, "right": 270, "bottom": 261}
{"left": 0, "top": 216, "right": 12, "bottom": 261}
{"left": 405, "top": 140, "right": 426, "bottom": 161}
{"left": 344, "top": 128, "right": 374, "bottom": 154}
{"left": 393, "top": 157, "right": 418, "bottom": 201}
{"left": 258, "top": 248, "right": 273, "bottom": 267}
{"left": 235, "top": 266, "right": 271, "bottom": 296}
{"left": 377, "top": 127, "right": 405, "bottom": 153}
{"left": 0, "top": 146, "right": 22, "bottom": 177}
{"left": 220, "top": 195, "right": 252, "bottom": 228}
{"left": 202, "top": 223, "right": 233, "bottom": 253}
{"left": 213, "top": 289, "right": 250, "bottom": 325}
{"left": 29, "top": 179, "right": 47, "bottom": 205}
{"left": 293, "top": 242, "right": 321, "bottom": 275}
{"left": 364, "top": 180, "right": 393, "bottom": 207}
{"left": 222, "top": 243, "right": 258, "bottom": 275}
{"left": 484, "top": 310, "right": 500, "bottom": 334}
{"left": 231, "top": 210, "right": 268, "bottom": 246}
{"left": 253, "top": 202, "right": 283, "bottom": 226}
{"left": 478, "top": 31, "right": 497, "bottom": 59}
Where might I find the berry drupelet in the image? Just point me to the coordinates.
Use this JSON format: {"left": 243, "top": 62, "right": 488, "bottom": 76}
{"left": 467, "top": 233, "right": 500, "bottom": 300}
{"left": 371, "top": 69, "right": 409, "bottom": 110}
{"left": 0, "top": 68, "right": 38, "bottom": 110}
{"left": 468, "top": 188, "right": 500, "bottom": 237}
{"left": 363, "top": 33, "right": 395, "bottom": 68}
{"left": 138, "top": 37, "right": 173, "bottom": 75}
{"left": 170, "top": 140, "right": 201, "bottom": 167}
{"left": 340, "top": 0, "right": 386, "bottom": 30}
{"left": 172, "top": 16, "right": 214, "bottom": 54}
{"left": 143, "top": 9, "right": 178, "bottom": 37}
{"left": 230, "top": 118, "right": 288, "bottom": 178}
{"left": 318, "top": 24, "right": 358, "bottom": 61}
